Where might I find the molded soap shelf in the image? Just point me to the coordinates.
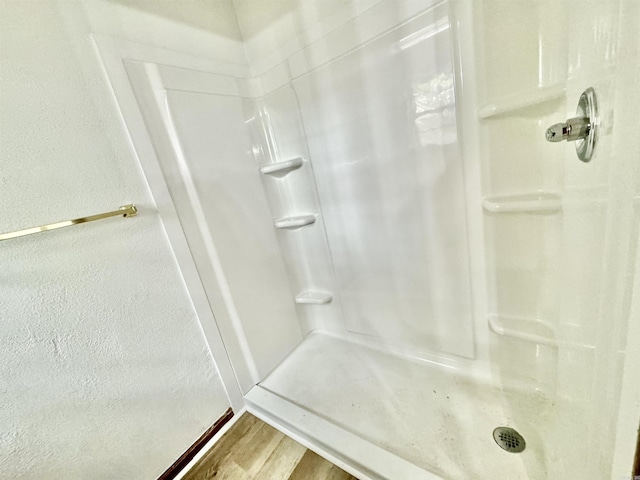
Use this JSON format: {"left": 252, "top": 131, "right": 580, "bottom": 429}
{"left": 487, "top": 314, "right": 595, "bottom": 350}
{"left": 477, "top": 84, "right": 565, "bottom": 119}
{"left": 260, "top": 157, "right": 304, "bottom": 177}
{"left": 295, "top": 291, "right": 333, "bottom": 305}
{"left": 482, "top": 192, "right": 562, "bottom": 214}
{"left": 274, "top": 214, "right": 316, "bottom": 229}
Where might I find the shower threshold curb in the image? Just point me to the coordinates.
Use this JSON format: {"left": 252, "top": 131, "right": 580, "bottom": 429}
{"left": 245, "top": 385, "right": 441, "bottom": 480}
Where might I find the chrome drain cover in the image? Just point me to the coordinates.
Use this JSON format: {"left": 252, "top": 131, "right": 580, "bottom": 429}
{"left": 493, "top": 427, "right": 526, "bottom": 453}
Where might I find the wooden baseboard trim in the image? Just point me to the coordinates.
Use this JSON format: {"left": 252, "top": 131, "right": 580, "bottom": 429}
{"left": 158, "top": 407, "right": 234, "bottom": 480}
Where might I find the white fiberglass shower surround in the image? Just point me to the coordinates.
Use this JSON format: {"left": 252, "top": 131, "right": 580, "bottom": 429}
{"left": 97, "top": 0, "right": 640, "bottom": 479}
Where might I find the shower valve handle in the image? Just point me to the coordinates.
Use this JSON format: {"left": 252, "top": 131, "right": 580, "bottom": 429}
{"left": 544, "top": 87, "right": 599, "bottom": 162}
{"left": 545, "top": 117, "right": 591, "bottom": 143}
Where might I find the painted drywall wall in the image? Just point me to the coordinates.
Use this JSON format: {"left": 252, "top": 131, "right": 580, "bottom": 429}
{"left": 86, "top": 0, "right": 245, "bottom": 63}
{"left": 232, "top": 0, "right": 439, "bottom": 79}
{"left": 233, "top": 0, "right": 383, "bottom": 76}
{"left": 0, "top": 1, "right": 239, "bottom": 478}
{"left": 102, "top": 0, "right": 243, "bottom": 41}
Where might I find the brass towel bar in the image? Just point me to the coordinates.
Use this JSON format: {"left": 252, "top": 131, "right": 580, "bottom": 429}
{"left": 0, "top": 204, "right": 137, "bottom": 241}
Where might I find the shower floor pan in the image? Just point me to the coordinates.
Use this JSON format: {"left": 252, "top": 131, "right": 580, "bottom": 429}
{"left": 245, "top": 331, "right": 558, "bottom": 480}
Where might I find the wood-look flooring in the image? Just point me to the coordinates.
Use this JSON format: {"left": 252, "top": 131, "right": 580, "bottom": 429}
{"left": 183, "top": 413, "right": 358, "bottom": 480}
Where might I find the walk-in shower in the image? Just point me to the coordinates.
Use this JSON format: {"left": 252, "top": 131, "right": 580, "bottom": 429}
{"left": 98, "top": 0, "right": 640, "bottom": 478}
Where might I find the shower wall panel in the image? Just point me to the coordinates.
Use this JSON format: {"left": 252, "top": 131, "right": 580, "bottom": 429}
{"left": 292, "top": 7, "right": 475, "bottom": 359}
{"left": 243, "top": 87, "right": 344, "bottom": 334}
{"left": 163, "top": 89, "right": 304, "bottom": 378}
{"left": 123, "top": 61, "right": 305, "bottom": 390}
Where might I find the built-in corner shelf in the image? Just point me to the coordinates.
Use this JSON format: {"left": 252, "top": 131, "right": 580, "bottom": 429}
{"left": 477, "top": 84, "right": 565, "bottom": 120}
{"left": 482, "top": 192, "right": 562, "bottom": 214}
{"left": 295, "top": 291, "right": 333, "bottom": 305}
{"left": 274, "top": 214, "right": 316, "bottom": 229}
{"left": 488, "top": 314, "right": 557, "bottom": 347}
{"left": 259, "top": 157, "right": 304, "bottom": 177}
{"left": 488, "top": 314, "right": 595, "bottom": 350}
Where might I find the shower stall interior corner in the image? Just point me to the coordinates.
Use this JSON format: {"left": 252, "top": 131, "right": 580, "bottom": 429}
{"left": 99, "top": 0, "right": 640, "bottom": 478}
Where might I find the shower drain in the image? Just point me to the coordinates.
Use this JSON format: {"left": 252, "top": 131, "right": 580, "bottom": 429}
{"left": 492, "top": 427, "right": 526, "bottom": 453}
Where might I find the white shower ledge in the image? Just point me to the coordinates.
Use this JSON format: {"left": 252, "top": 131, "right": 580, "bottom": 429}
{"left": 477, "top": 84, "right": 565, "bottom": 119}
{"left": 274, "top": 214, "right": 316, "bottom": 229}
{"left": 488, "top": 314, "right": 596, "bottom": 350}
{"left": 259, "top": 157, "right": 304, "bottom": 177}
{"left": 482, "top": 192, "right": 562, "bottom": 214}
{"left": 295, "top": 291, "right": 333, "bottom": 305}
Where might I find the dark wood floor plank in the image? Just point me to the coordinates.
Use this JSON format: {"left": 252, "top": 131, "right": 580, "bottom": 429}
{"left": 183, "top": 413, "right": 358, "bottom": 480}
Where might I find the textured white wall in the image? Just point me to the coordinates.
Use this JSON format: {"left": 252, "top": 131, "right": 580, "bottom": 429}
{"left": 0, "top": 1, "right": 238, "bottom": 478}
{"left": 86, "top": 0, "right": 246, "bottom": 64}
